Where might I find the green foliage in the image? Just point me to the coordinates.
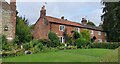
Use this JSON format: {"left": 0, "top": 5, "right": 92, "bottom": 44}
{"left": 81, "top": 29, "right": 90, "bottom": 41}
{"left": 89, "top": 42, "right": 120, "bottom": 49}
{"left": 39, "top": 39, "right": 53, "bottom": 47}
{"left": 87, "top": 21, "right": 96, "bottom": 26}
{"left": 16, "top": 16, "right": 32, "bottom": 44}
{"left": 48, "top": 31, "right": 60, "bottom": 47}
{"left": 1, "top": 35, "right": 12, "bottom": 51}
{"left": 23, "top": 39, "right": 46, "bottom": 54}
{"left": 74, "top": 29, "right": 91, "bottom": 48}
{"left": 63, "top": 29, "right": 72, "bottom": 45}
{"left": 72, "top": 30, "right": 81, "bottom": 40}
{"left": 75, "top": 38, "right": 86, "bottom": 48}
{"left": 101, "top": 2, "right": 120, "bottom": 42}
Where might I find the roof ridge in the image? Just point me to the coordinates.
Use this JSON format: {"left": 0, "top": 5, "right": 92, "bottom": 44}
{"left": 46, "top": 16, "right": 82, "bottom": 25}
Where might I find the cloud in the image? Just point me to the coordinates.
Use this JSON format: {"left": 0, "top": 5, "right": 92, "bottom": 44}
{"left": 17, "top": 2, "right": 103, "bottom": 26}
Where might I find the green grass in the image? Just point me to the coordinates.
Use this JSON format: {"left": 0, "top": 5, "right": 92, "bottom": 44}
{"left": 2, "top": 48, "right": 118, "bottom": 62}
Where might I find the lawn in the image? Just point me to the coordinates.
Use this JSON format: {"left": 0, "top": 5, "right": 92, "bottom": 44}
{"left": 2, "top": 48, "right": 118, "bottom": 62}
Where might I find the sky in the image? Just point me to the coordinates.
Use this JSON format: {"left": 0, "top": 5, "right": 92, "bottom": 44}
{"left": 5, "top": 0, "right": 104, "bottom": 26}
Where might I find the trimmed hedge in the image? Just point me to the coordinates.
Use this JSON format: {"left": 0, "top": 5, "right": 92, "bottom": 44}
{"left": 89, "top": 42, "right": 120, "bottom": 49}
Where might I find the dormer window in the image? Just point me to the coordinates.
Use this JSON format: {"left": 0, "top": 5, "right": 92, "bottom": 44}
{"left": 59, "top": 25, "right": 65, "bottom": 31}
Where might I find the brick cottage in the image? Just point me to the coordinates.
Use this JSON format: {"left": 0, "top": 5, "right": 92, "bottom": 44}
{"left": 33, "top": 5, "right": 107, "bottom": 43}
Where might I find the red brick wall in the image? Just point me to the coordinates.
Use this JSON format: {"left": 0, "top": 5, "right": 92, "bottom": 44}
{"left": 33, "top": 18, "right": 50, "bottom": 39}
{"left": 50, "top": 23, "right": 79, "bottom": 37}
{"left": 50, "top": 23, "right": 107, "bottom": 42}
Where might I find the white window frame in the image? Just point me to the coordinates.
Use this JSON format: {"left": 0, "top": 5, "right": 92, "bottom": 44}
{"left": 98, "top": 31, "right": 101, "bottom": 35}
{"left": 59, "top": 25, "right": 65, "bottom": 31}
{"left": 59, "top": 36, "right": 64, "bottom": 43}
{"left": 75, "top": 27, "right": 80, "bottom": 33}
{"left": 91, "top": 30, "right": 94, "bottom": 35}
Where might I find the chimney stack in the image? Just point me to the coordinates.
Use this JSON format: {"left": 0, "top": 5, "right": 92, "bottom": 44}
{"left": 40, "top": 5, "right": 46, "bottom": 18}
{"left": 81, "top": 18, "right": 87, "bottom": 25}
{"left": 61, "top": 16, "right": 64, "bottom": 19}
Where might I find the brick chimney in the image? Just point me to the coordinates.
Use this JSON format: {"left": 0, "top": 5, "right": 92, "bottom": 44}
{"left": 40, "top": 5, "right": 46, "bottom": 18}
{"left": 81, "top": 18, "right": 87, "bottom": 25}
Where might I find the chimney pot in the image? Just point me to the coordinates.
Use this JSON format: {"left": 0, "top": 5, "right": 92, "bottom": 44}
{"left": 61, "top": 16, "right": 64, "bottom": 19}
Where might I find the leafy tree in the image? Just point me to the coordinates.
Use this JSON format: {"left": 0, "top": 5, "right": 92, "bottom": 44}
{"left": 48, "top": 31, "right": 60, "bottom": 47}
{"left": 63, "top": 29, "right": 72, "bottom": 45}
{"left": 72, "top": 30, "right": 81, "bottom": 40}
{"left": 81, "top": 29, "right": 91, "bottom": 47}
{"left": 81, "top": 29, "right": 90, "bottom": 41}
{"left": 87, "top": 20, "right": 96, "bottom": 26}
{"left": 16, "top": 16, "right": 32, "bottom": 45}
{"left": 75, "top": 38, "right": 86, "bottom": 48}
{"left": 101, "top": 1, "right": 120, "bottom": 42}
{"left": 71, "top": 30, "right": 81, "bottom": 45}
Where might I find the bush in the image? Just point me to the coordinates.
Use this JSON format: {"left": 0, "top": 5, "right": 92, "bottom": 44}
{"left": 75, "top": 38, "right": 86, "bottom": 48}
{"left": 39, "top": 39, "right": 53, "bottom": 47}
{"left": 23, "top": 43, "right": 31, "bottom": 50}
{"left": 89, "top": 42, "right": 120, "bottom": 49}
{"left": 28, "top": 39, "right": 46, "bottom": 54}
{"left": 48, "top": 32, "right": 60, "bottom": 47}
{"left": 1, "top": 35, "right": 12, "bottom": 51}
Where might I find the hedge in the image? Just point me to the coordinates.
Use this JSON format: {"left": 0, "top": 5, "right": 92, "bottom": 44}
{"left": 89, "top": 42, "right": 120, "bottom": 49}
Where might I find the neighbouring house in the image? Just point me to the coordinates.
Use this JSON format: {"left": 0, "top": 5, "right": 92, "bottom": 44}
{"left": 0, "top": 0, "right": 16, "bottom": 41}
{"left": 33, "top": 5, "right": 107, "bottom": 43}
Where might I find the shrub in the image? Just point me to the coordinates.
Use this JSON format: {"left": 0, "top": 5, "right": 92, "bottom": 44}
{"left": 27, "top": 39, "right": 46, "bottom": 54}
{"left": 23, "top": 43, "right": 31, "bottom": 50}
{"left": 39, "top": 39, "right": 53, "bottom": 47}
{"left": 75, "top": 38, "right": 86, "bottom": 48}
{"left": 72, "top": 30, "right": 81, "bottom": 40}
{"left": 1, "top": 35, "right": 12, "bottom": 51}
{"left": 89, "top": 42, "right": 120, "bottom": 49}
{"left": 48, "top": 32, "right": 60, "bottom": 47}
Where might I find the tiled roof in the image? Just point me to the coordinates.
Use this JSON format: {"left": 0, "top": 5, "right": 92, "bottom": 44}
{"left": 45, "top": 16, "right": 81, "bottom": 27}
{"left": 45, "top": 16, "right": 103, "bottom": 31}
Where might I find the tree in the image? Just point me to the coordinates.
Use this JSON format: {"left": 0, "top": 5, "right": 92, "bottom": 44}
{"left": 75, "top": 38, "right": 86, "bottom": 48}
{"left": 87, "top": 20, "right": 96, "bottom": 26}
{"left": 81, "top": 29, "right": 91, "bottom": 42}
{"left": 71, "top": 30, "right": 81, "bottom": 45}
{"left": 48, "top": 31, "right": 60, "bottom": 47}
{"left": 16, "top": 16, "right": 32, "bottom": 45}
{"left": 63, "top": 29, "right": 72, "bottom": 45}
{"left": 72, "top": 30, "right": 81, "bottom": 40}
{"left": 81, "top": 29, "right": 91, "bottom": 48}
{"left": 101, "top": 1, "right": 120, "bottom": 42}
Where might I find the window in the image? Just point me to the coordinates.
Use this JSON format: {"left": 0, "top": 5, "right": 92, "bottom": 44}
{"left": 91, "top": 30, "right": 94, "bottom": 35}
{"left": 98, "top": 31, "right": 101, "bottom": 35}
{"left": 59, "top": 36, "right": 64, "bottom": 43}
{"left": 105, "top": 33, "right": 107, "bottom": 36}
{"left": 59, "top": 25, "right": 65, "bottom": 31}
{"left": 75, "top": 27, "right": 80, "bottom": 32}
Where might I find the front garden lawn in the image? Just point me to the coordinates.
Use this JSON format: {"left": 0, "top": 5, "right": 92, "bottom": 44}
{"left": 2, "top": 48, "right": 118, "bottom": 62}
